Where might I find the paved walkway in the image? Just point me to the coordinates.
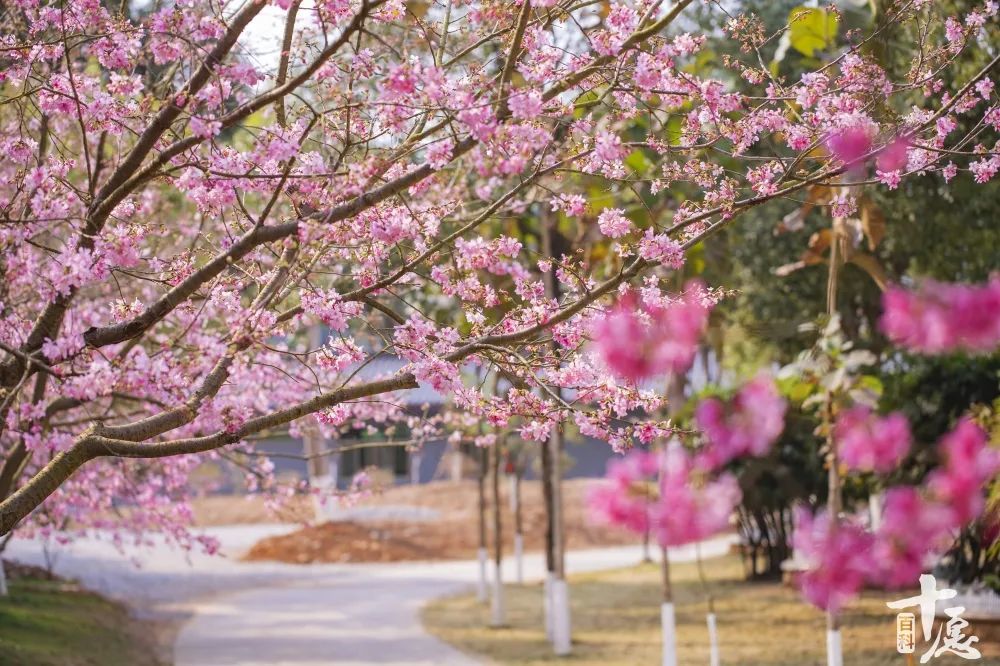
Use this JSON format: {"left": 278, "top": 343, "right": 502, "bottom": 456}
{"left": 6, "top": 527, "right": 734, "bottom": 665}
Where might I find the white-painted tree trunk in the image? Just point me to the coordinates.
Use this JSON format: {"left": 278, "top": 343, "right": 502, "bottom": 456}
{"left": 490, "top": 561, "right": 504, "bottom": 627}
{"left": 544, "top": 572, "right": 554, "bottom": 642}
{"left": 551, "top": 578, "right": 571, "bottom": 655}
{"left": 514, "top": 533, "right": 524, "bottom": 584}
{"left": 0, "top": 559, "right": 7, "bottom": 597}
{"left": 706, "top": 612, "right": 720, "bottom": 666}
{"left": 410, "top": 451, "right": 422, "bottom": 485}
{"left": 661, "top": 603, "right": 678, "bottom": 666}
{"left": 868, "top": 492, "right": 883, "bottom": 530}
{"left": 477, "top": 547, "right": 488, "bottom": 603}
{"left": 826, "top": 629, "right": 843, "bottom": 666}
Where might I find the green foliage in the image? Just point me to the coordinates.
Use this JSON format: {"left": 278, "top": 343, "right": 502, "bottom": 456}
{"left": 787, "top": 7, "right": 840, "bottom": 58}
{"left": 880, "top": 353, "right": 1000, "bottom": 478}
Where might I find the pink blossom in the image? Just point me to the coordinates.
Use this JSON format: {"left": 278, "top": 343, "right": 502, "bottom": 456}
{"left": 301, "top": 289, "right": 362, "bottom": 331}
{"left": 519, "top": 419, "right": 553, "bottom": 442}
{"left": 508, "top": 90, "right": 543, "bottom": 119}
{"left": 593, "top": 130, "right": 627, "bottom": 163}
{"left": 597, "top": 208, "right": 631, "bottom": 238}
{"left": 928, "top": 418, "right": 1000, "bottom": 525}
{"left": 638, "top": 229, "right": 685, "bottom": 269}
{"left": 970, "top": 155, "right": 1000, "bottom": 183}
{"left": 551, "top": 193, "right": 587, "bottom": 217}
{"left": 650, "top": 446, "right": 741, "bottom": 547}
{"left": 876, "top": 136, "right": 910, "bottom": 172}
{"left": 425, "top": 140, "right": 453, "bottom": 169}
{"left": 189, "top": 116, "right": 221, "bottom": 139}
{"left": 871, "top": 487, "right": 953, "bottom": 588}
{"left": 589, "top": 446, "right": 740, "bottom": 547}
{"left": 877, "top": 169, "right": 902, "bottom": 190}
{"left": 880, "top": 278, "right": 1000, "bottom": 354}
{"left": 826, "top": 125, "right": 874, "bottom": 167}
{"left": 695, "top": 373, "right": 786, "bottom": 469}
{"left": 592, "top": 285, "right": 711, "bottom": 383}
{"left": 792, "top": 507, "right": 873, "bottom": 614}
{"left": 835, "top": 406, "right": 911, "bottom": 473}
{"left": 588, "top": 450, "right": 660, "bottom": 533}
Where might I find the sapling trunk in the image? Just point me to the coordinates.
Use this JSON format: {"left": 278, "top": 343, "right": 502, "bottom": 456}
{"left": 477, "top": 445, "right": 488, "bottom": 603}
{"left": 825, "top": 216, "right": 844, "bottom": 666}
{"left": 550, "top": 422, "right": 571, "bottom": 655}
{"left": 696, "top": 542, "right": 720, "bottom": 666}
{"left": 490, "top": 432, "right": 504, "bottom": 627}
{"left": 539, "top": 209, "right": 560, "bottom": 644}
{"left": 661, "top": 547, "right": 678, "bottom": 666}
{"left": 513, "top": 470, "right": 524, "bottom": 584}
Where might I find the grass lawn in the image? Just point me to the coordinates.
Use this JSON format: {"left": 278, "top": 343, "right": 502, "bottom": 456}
{"left": 0, "top": 575, "right": 163, "bottom": 666}
{"left": 423, "top": 555, "right": 1000, "bottom": 665}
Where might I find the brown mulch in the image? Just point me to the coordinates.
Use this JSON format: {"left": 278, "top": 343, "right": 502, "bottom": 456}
{"left": 243, "top": 478, "right": 641, "bottom": 564}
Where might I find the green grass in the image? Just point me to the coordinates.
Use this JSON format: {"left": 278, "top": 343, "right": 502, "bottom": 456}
{"left": 0, "top": 577, "right": 163, "bottom": 666}
{"left": 423, "top": 555, "right": 1000, "bottom": 665}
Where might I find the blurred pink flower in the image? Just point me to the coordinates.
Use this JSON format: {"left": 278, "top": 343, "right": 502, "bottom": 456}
{"left": 588, "top": 446, "right": 741, "bottom": 547}
{"left": 880, "top": 278, "right": 1000, "bottom": 354}
{"left": 592, "top": 285, "right": 710, "bottom": 383}
{"left": 875, "top": 136, "right": 910, "bottom": 172}
{"left": 695, "top": 373, "right": 786, "bottom": 469}
{"left": 928, "top": 418, "right": 1000, "bottom": 526}
{"left": 588, "top": 449, "right": 660, "bottom": 533}
{"left": 870, "top": 486, "right": 953, "bottom": 588}
{"left": 792, "top": 507, "right": 873, "bottom": 614}
{"left": 826, "top": 125, "right": 874, "bottom": 167}
{"left": 835, "top": 406, "right": 912, "bottom": 473}
{"left": 651, "top": 446, "right": 741, "bottom": 546}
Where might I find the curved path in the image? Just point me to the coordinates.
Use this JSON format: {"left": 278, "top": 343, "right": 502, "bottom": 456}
{"left": 6, "top": 527, "right": 733, "bottom": 665}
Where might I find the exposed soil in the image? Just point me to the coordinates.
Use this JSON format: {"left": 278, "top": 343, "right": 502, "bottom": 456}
{"left": 244, "top": 478, "right": 640, "bottom": 564}
{"left": 191, "top": 494, "right": 316, "bottom": 526}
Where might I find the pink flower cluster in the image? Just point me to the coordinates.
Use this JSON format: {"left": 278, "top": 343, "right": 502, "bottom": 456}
{"left": 588, "top": 446, "right": 741, "bottom": 548}
{"left": 694, "top": 373, "right": 786, "bottom": 469}
{"left": 792, "top": 508, "right": 873, "bottom": 614}
{"left": 871, "top": 486, "right": 953, "bottom": 588}
{"left": 597, "top": 208, "right": 631, "bottom": 238}
{"left": 825, "top": 127, "right": 913, "bottom": 185}
{"left": 880, "top": 278, "right": 1000, "bottom": 354}
{"left": 927, "top": 418, "right": 1000, "bottom": 525}
{"left": 834, "top": 406, "right": 911, "bottom": 473}
{"left": 794, "top": 418, "right": 999, "bottom": 611}
{"left": 591, "top": 284, "right": 711, "bottom": 384}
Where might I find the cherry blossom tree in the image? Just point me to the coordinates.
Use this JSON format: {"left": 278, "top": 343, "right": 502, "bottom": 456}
{"left": 0, "top": 0, "right": 997, "bottom": 585}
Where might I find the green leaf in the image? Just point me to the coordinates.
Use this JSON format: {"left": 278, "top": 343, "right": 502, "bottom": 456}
{"left": 664, "top": 115, "right": 684, "bottom": 146}
{"left": 573, "top": 90, "right": 600, "bottom": 119}
{"left": 788, "top": 7, "right": 839, "bottom": 58}
{"left": 586, "top": 186, "right": 614, "bottom": 212}
{"left": 624, "top": 149, "right": 651, "bottom": 174}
